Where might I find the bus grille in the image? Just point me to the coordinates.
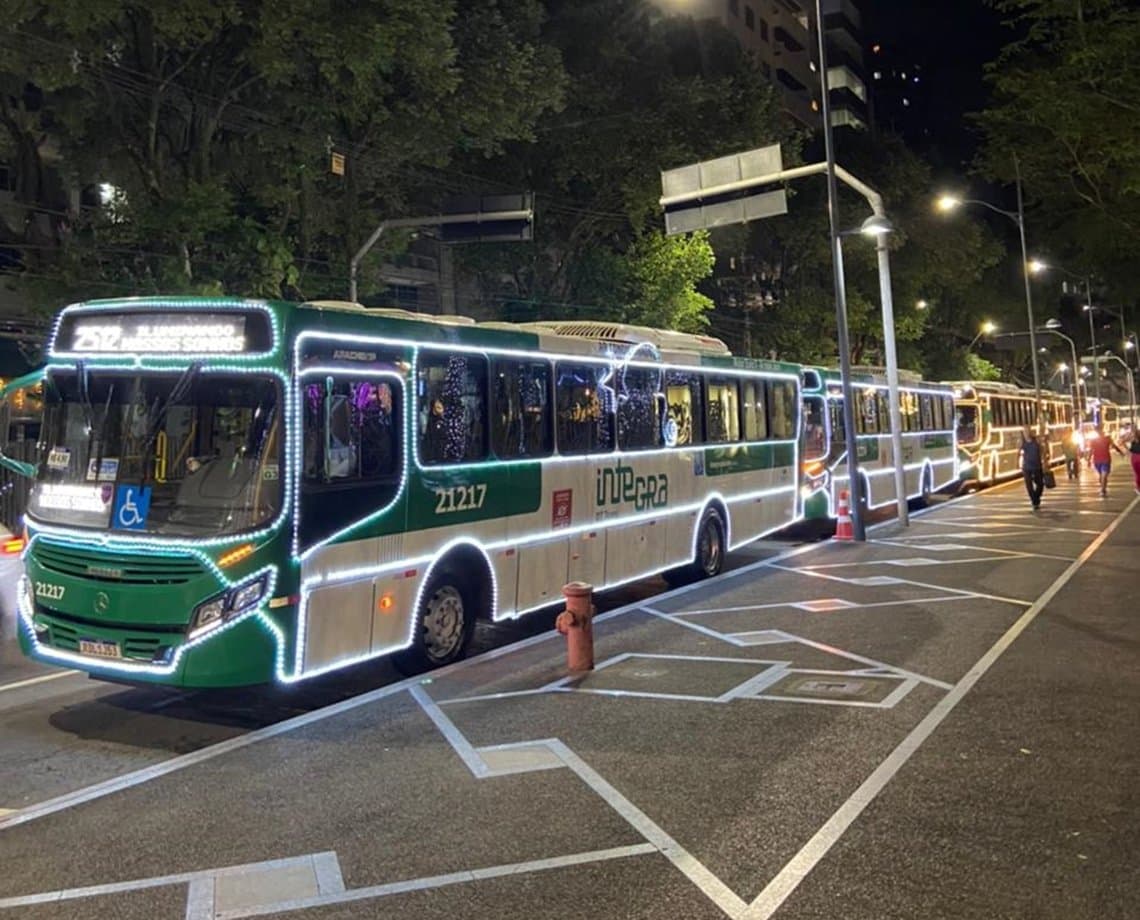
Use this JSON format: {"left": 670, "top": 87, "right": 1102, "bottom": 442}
{"left": 33, "top": 542, "right": 207, "bottom": 585}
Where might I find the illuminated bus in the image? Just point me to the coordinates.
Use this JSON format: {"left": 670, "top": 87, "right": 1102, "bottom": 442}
{"left": 800, "top": 367, "right": 959, "bottom": 519}
{"left": 949, "top": 382, "right": 1072, "bottom": 484}
{"left": 14, "top": 297, "right": 805, "bottom": 687}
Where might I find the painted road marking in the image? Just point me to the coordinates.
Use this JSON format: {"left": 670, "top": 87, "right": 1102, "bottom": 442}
{"left": 0, "top": 539, "right": 824, "bottom": 832}
{"left": 0, "top": 670, "right": 79, "bottom": 694}
{"left": 739, "top": 494, "right": 1140, "bottom": 920}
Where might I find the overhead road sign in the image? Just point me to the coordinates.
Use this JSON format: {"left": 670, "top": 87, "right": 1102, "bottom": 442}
{"left": 660, "top": 145, "right": 787, "bottom": 235}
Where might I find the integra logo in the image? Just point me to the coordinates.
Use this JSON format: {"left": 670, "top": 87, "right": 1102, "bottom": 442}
{"left": 595, "top": 463, "right": 668, "bottom": 511}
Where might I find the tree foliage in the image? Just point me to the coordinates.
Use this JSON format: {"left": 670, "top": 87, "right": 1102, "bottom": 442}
{"left": 0, "top": 0, "right": 565, "bottom": 302}
{"left": 452, "top": 1, "right": 792, "bottom": 331}
{"left": 974, "top": 0, "right": 1140, "bottom": 299}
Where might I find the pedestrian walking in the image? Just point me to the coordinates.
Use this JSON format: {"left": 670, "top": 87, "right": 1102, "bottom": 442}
{"left": 1018, "top": 425, "right": 1047, "bottom": 510}
{"left": 1061, "top": 426, "right": 1081, "bottom": 480}
{"left": 1087, "top": 425, "right": 1124, "bottom": 497}
{"left": 1128, "top": 427, "right": 1140, "bottom": 495}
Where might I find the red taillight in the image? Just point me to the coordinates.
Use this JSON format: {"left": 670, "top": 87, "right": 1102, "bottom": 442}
{"left": 1, "top": 537, "right": 26, "bottom": 556}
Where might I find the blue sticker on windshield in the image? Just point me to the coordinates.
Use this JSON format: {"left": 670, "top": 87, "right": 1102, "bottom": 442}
{"left": 112, "top": 485, "right": 151, "bottom": 531}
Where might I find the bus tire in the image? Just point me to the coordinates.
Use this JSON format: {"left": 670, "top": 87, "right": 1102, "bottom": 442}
{"left": 393, "top": 566, "right": 478, "bottom": 675}
{"left": 693, "top": 508, "right": 726, "bottom": 579}
{"left": 919, "top": 468, "right": 933, "bottom": 507}
{"left": 664, "top": 508, "right": 726, "bottom": 587}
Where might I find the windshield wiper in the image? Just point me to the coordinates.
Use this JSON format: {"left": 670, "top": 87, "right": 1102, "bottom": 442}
{"left": 141, "top": 363, "right": 200, "bottom": 482}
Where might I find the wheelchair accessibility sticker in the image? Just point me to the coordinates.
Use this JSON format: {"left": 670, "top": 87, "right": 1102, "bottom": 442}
{"left": 112, "top": 485, "right": 152, "bottom": 531}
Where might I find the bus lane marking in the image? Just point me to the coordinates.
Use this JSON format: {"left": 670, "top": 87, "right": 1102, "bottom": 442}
{"left": 0, "top": 540, "right": 823, "bottom": 831}
{"left": 0, "top": 670, "right": 79, "bottom": 694}
{"left": 739, "top": 494, "right": 1140, "bottom": 920}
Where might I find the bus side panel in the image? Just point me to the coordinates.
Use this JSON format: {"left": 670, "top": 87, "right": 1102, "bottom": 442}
{"left": 302, "top": 577, "right": 375, "bottom": 673}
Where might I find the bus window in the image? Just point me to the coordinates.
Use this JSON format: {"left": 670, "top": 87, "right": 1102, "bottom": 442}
{"left": 858, "top": 388, "right": 878, "bottom": 434}
{"left": 877, "top": 391, "right": 890, "bottom": 433}
{"left": 555, "top": 362, "right": 614, "bottom": 455}
{"left": 741, "top": 379, "right": 767, "bottom": 441}
{"left": 617, "top": 366, "right": 663, "bottom": 451}
{"left": 943, "top": 396, "right": 954, "bottom": 429}
{"left": 304, "top": 378, "right": 399, "bottom": 482}
{"left": 920, "top": 394, "right": 934, "bottom": 431}
{"left": 665, "top": 370, "right": 702, "bottom": 446}
{"left": 418, "top": 352, "right": 488, "bottom": 465}
{"left": 705, "top": 377, "right": 740, "bottom": 443}
{"left": 830, "top": 400, "right": 845, "bottom": 444}
{"left": 768, "top": 380, "right": 797, "bottom": 440}
{"left": 491, "top": 359, "right": 552, "bottom": 459}
{"left": 956, "top": 404, "right": 979, "bottom": 443}
{"left": 801, "top": 396, "right": 826, "bottom": 460}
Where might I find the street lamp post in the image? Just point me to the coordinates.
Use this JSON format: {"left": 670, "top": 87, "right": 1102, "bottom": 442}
{"left": 1097, "top": 353, "right": 1137, "bottom": 427}
{"left": 816, "top": 0, "right": 866, "bottom": 539}
{"left": 936, "top": 165, "right": 1043, "bottom": 431}
{"left": 968, "top": 321, "right": 997, "bottom": 350}
{"left": 1083, "top": 298, "right": 1101, "bottom": 402}
{"left": 1041, "top": 319, "right": 1082, "bottom": 420}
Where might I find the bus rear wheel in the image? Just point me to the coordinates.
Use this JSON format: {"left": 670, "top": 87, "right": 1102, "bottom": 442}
{"left": 394, "top": 567, "right": 477, "bottom": 675}
{"left": 664, "top": 509, "right": 726, "bottom": 587}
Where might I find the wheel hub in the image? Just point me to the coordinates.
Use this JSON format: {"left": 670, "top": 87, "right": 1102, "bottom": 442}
{"left": 422, "top": 586, "right": 465, "bottom": 660}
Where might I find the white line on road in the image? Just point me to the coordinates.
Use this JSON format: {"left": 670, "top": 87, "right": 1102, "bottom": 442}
{"left": 0, "top": 669, "right": 79, "bottom": 694}
{"left": 739, "top": 494, "right": 1139, "bottom": 920}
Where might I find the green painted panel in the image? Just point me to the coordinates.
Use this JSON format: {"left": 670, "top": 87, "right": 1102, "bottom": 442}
{"left": 406, "top": 462, "right": 543, "bottom": 531}
{"left": 704, "top": 442, "right": 796, "bottom": 476}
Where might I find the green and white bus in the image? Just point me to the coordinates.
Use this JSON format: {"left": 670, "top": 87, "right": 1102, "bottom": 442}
{"left": 15, "top": 297, "right": 806, "bottom": 687}
{"left": 949, "top": 382, "right": 1073, "bottom": 485}
{"left": 800, "top": 367, "right": 959, "bottom": 520}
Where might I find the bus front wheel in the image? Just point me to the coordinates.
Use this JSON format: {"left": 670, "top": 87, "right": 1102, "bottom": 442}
{"left": 394, "top": 567, "right": 477, "bottom": 675}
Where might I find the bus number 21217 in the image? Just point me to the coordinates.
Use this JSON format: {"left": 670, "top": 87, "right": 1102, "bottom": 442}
{"left": 433, "top": 484, "right": 487, "bottom": 515}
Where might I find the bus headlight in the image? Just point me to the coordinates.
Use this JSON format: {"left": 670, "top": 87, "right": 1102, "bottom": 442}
{"left": 189, "top": 575, "right": 269, "bottom": 639}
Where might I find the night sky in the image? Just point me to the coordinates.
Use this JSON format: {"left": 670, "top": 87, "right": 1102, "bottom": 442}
{"left": 864, "top": 0, "right": 1008, "bottom": 173}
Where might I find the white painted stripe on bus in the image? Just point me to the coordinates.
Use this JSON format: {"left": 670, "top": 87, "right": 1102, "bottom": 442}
{"left": 0, "top": 669, "right": 79, "bottom": 694}
{"left": 741, "top": 493, "right": 1140, "bottom": 920}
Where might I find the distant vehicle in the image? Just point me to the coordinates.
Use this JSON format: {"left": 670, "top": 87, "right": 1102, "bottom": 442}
{"left": 947, "top": 381, "right": 1072, "bottom": 485}
{"left": 0, "top": 523, "right": 24, "bottom": 641}
{"left": 800, "top": 366, "right": 959, "bottom": 520}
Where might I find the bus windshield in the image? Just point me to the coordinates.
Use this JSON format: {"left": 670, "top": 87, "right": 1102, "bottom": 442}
{"left": 956, "top": 404, "right": 980, "bottom": 445}
{"left": 29, "top": 371, "right": 282, "bottom": 537}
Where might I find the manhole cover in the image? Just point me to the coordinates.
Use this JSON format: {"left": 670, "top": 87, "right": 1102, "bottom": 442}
{"left": 568, "top": 655, "right": 771, "bottom": 699}
{"left": 761, "top": 672, "right": 903, "bottom": 704}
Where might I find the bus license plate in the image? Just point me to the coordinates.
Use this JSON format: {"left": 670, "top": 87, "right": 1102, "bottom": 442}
{"left": 79, "top": 639, "right": 121, "bottom": 659}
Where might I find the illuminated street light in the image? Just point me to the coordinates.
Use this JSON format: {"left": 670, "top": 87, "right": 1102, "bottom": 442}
{"left": 935, "top": 165, "right": 1043, "bottom": 431}
{"left": 967, "top": 320, "right": 996, "bottom": 350}
{"left": 916, "top": 299, "right": 928, "bottom": 310}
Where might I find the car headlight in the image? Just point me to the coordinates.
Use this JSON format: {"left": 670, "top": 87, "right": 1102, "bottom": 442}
{"left": 189, "top": 575, "right": 269, "bottom": 639}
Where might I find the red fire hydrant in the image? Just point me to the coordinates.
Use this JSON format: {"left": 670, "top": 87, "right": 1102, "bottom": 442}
{"left": 555, "top": 582, "right": 595, "bottom": 671}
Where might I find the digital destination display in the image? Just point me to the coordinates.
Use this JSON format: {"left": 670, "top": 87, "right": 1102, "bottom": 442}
{"left": 64, "top": 313, "right": 247, "bottom": 354}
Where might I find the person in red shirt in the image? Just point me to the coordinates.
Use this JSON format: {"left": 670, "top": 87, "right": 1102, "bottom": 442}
{"left": 1087, "top": 425, "right": 1124, "bottom": 497}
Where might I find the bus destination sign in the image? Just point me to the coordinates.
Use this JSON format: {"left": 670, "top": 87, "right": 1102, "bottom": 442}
{"left": 64, "top": 313, "right": 249, "bottom": 354}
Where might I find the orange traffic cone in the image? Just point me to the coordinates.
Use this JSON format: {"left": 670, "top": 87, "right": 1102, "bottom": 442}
{"left": 834, "top": 490, "right": 854, "bottom": 541}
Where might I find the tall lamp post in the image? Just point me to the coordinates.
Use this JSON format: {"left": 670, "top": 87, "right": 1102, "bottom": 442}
{"left": 1095, "top": 353, "right": 1137, "bottom": 427}
{"left": 936, "top": 175, "right": 1043, "bottom": 431}
{"left": 1028, "top": 261, "right": 1100, "bottom": 402}
{"left": 815, "top": 0, "right": 865, "bottom": 540}
{"left": 968, "top": 320, "right": 997, "bottom": 350}
{"left": 1041, "top": 319, "right": 1082, "bottom": 420}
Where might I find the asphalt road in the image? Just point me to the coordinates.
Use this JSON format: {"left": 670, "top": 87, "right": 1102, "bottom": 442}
{"left": 2, "top": 471, "right": 1135, "bottom": 919}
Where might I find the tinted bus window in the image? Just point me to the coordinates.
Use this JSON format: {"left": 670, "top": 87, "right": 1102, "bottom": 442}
{"left": 418, "top": 352, "right": 488, "bottom": 465}
{"left": 491, "top": 359, "right": 552, "bottom": 459}
{"left": 665, "top": 370, "right": 703, "bottom": 446}
{"left": 858, "top": 388, "right": 879, "bottom": 434}
{"left": 618, "top": 367, "right": 663, "bottom": 451}
{"left": 768, "top": 380, "right": 797, "bottom": 440}
{"left": 802, "top": 396, "right": 826, "bottom": 460}
{"left": 920, "top": 394, "right": 934, "bottom": 431}
{"left": 706, "top": 377, "right": 740, "bottom": 443}
{"left": 555, "top": 363, "right": 614, "bottom": 455}
{"left": 741, "top": 379, "right": 767, "bottom": 440}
